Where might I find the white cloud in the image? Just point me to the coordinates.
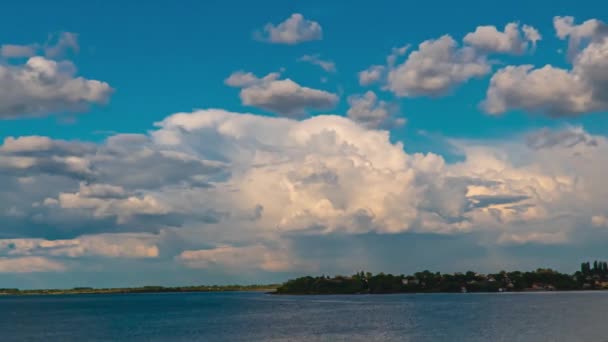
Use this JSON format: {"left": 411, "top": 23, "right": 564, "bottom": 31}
{"left": 225, "top": 72, "right": 259, "bottom": 87}
{"left": 463, "top": 22, "right": 541, "bottom": 54}
{"left": 358, "top": 65, "right": 385, "bottom": 86}
{"left": 225, "top": 71, "right": 338, "bottom": 117}
{"left": 497, "top": 231, "right": 568, "bottom": 245}
{"left": 1, "top": 31, "right": 78, "bottom": 60}
{"left": 3, "top": 107, "right": 608, "bottom": 271}
{"left": 256, "top": 13, "right": 322, "bottom": 44}
{"left": 554, "top": 16, "right": 608, "bottom": 59}
{"left": 77, "top": 182, "right": 127, "bottom": 199}
{"left": 178, "top": 243, "right": 304, "bottom": 272}
{"left": 0, "top": 146, "right": 95, "bottom": 179}
{"left": 387, "top": 35, "right": 490, "bottom": 97}
{"left": 346, "top": 91, "right": 404, "bottom": 128}
{"left": 482, "top": 32, "right": 608, "bottom": 116}
{"left": 1, "top": 44, "right": 38, "bottom": 58}
{"left": 0, "top": 257, "right": 65, "bottom": 273}
{"left": 482, "top": 65, "right": 591, "bottom": 115}
{"left": 387, "top": 45, "right": 410, "bottom": 67}
{"left": 0, "top": 136, "right": 94, "bottom": 155}
{"left": 523, "top": 25, "right": 542, "bottom": 49}
{"left": 298, "top": 54, "right": 336, "bottom": 72}
{"left": 152, "top": 110, "right": 464, "bottom": 234}
{"left": 0, "top": 233, "right": 159, "bottom": 259}
{"left": 5, "top": 18, "right": 608, "bottom": 275}
{"left": 7, "top": 110, "right": 604, "bottom": 242}
{"left": 0, "top": 132, "right": 227, "bottom": 239}
{"left": 240, "top": 80, "right": 338, "bottom": 117}
{"left": 362, "top": 24, "right": 539, "bottom": 97}
{"left": 0, "top": 57, "right": 112, "bottom": 119}
{"left": 153, "top": 109, "right": 588, "bottom": 237}
{"left": 525, "top": 126, "right": 597, "bottom": 149}
{"left": 0, "top": 32, "right": 111, "bottom": 119}
{"left": 55, "top": 190, "right": 170, "bottom": 224}
{"left": 44, "top": 32, "right": 79, "bottom": 59}
{"left": 357, "top": 45, "right": 409, "bottom": 87}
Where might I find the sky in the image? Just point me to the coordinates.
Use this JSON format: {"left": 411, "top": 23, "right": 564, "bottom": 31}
{"left": 1, "top": 0, "right": 608, "bottom": 288}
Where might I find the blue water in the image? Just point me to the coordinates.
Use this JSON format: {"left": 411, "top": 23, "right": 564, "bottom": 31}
{"left": 2, "top": 291, "right": 608, "bottom": 341}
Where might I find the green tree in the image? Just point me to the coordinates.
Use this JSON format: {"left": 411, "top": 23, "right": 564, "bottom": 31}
{"left": 593, "top": 261, "right": 599, "bottom": 273}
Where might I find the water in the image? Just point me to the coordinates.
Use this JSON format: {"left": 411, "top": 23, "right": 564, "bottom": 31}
{"left": 2, "top": 291, "right": 608, "bottom": 341}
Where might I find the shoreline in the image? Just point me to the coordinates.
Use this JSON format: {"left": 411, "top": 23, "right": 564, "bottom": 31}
{"left": 271, "top": 289, "right": 608, "bottom": 295}
{"left": 274, "top": 265, "right": 608, "bottom": 295}
{"left": 0, "top": 286, "right": 279, "bottom": 297}
{"left": 3, "top": 288, "right": 608, "bottom": 297}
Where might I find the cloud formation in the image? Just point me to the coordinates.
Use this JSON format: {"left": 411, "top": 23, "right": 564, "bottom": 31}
{"left": 358, "top": 65, "right": 385, "bottom": 86}
{"left": 0, "top": 233, "right": 159, "bottom": 259}
{"left": 1, "top": 32, "right": 79, "bottom": 60}
{"left": 3, "top": 15, "right": 608, "bottom": 279}
{"left": 463, "top": 22, "right": 541, "bottom": 54}
{"left": 554, "top": 16, "right": 608, "bottom": 59}
{"left": 346, "top": 91, "right": 405, "bottom": 128}
{"left": 178, "top": 244, "right": 303, "bottom": 272}
{"left": 387, "top": 35, "right": 490, "bottom": 97}
{"left": 525, "top": 127, "right": 598, "bottom": 149}
{"left": 225, "top": 71, "right": 338, "bottom": 117}
{"left": 1, "top": 44, "right": 38, "bottom": 58}
{"left": 44, "top": 32, "right": 79, "bottom": 59}
{"left": 362, "top": 22, "right": 539, "bottom": 97}
{"left": 3, "top": 108, "right": 608, "bottom": 273}
{"left": 298, "top": 54, "right": 336, "bottom": 72}
{"left": 497, "top": 231, "right": 568, "bottom": 245}
{"left": 0, "top": 257, "right": 66, "bottom": 273}
{"left": 0, "top": 33, "right": 112, "bottom": 119}
{"left": 482, "top": 17, "right": 608, "bottom": 117}
{"left": 256, "top": 14, "right": 322, "bottom": 44}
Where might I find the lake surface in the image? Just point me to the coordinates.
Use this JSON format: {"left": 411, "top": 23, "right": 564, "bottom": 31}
{"left": 2, "top": 291, "right": 608, "bottom": 341}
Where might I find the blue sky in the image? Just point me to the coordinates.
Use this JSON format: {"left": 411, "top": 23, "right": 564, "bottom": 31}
{"left": 3, "top": 0, "right": 608, "bottom": 142}
{"left": 1, "top": 0, "right": 608, "bottom": 288}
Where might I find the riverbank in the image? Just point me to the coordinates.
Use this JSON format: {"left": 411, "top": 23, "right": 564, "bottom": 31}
{"left": 0, "top": 284, "right": 278, "bottom": 296}
{"left": 274, "top": 263, "right": 608, "bottom": 295}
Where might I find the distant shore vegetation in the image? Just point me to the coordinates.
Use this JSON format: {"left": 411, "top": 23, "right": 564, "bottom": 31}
{"left": 275, "top": 261, "right": 608, "bottom": 295}
{"left": 0, "top": 284, "right": 278, "bottom": 296}
{"left": 4, "top": 261, "right": 608, "bottom": 296}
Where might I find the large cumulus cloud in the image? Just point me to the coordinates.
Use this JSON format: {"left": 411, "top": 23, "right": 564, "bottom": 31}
{"left": 1, "top": 109, "right": 608, "bottom": 275}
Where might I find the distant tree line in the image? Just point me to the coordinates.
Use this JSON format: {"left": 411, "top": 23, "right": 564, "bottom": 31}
{"left": 0, "top": 284, "right": 278, "bottom": 296}
{"left": 580, "top": 261, "right": 608, "bottom": 276}
{"left": 275, "top": 261, "right": 608, "bottom": 295}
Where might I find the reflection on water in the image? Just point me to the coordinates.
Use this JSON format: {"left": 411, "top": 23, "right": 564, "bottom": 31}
{"left": 1, "top": 291, "right": 607, "bottom": 341}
